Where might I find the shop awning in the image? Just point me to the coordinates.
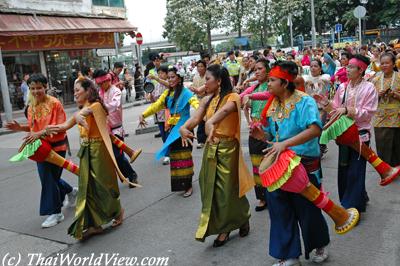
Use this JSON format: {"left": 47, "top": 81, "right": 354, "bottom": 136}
{"left": 0, "top": 13, "right": 137, "bottom": 36}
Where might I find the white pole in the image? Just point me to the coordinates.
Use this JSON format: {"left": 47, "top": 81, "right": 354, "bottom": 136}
{"left": 0, "top": 48, "right": 13, "bottom": 122}
{"left": 358, "top": 17, "right": 362, "bottom": 45}
{"left": 289, "top": 14, "right": 293, "bottom": 48}
{"left": 311, "top": 0, "right": 317, "bottom": 48}
{"left": 338, "top": 31, "right": 341, "bottom": 44}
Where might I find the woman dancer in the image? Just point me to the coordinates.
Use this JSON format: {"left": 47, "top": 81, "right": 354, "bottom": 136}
{"left": 139, "top": 66, "right": 199, "bottom": 197}
{"left": 240, "top": 58, "right": 271, "bottom": 212}
{"left": 321, "top": 54, "right": 378, "bottom": 213}
{"left": 6, "top": 73, "right": 76, "bottom": 228}
{"left": 253, "top": 61, "right": 330, "bottom": 265}
{"left": 303, "top": 59, "right": 333, "bottom": 155}
{"left": 46, "top": 78, "right": 127, "bottom": 240}
{"left": 372, "top": 52, "right": 400, "bottom": 167}
{"left": 180, "top": 64, "right": 252, "bottom": 247}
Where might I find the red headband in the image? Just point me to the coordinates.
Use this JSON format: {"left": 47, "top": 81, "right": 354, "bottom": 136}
{"left": 95, "top": 74, "right": 111, "bottom": 84}
{"left": 349, "top": 58, "right": 368, "bottom": 72}
{"left": 269, "top": 66, "right": 295, "bottom": 82}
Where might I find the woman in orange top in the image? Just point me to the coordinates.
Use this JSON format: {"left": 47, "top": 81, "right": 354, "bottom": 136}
{"left": 180, "top": 65, "right": 253, "bottom": 247}
{"left": 6, "top": 74, "right": 76, "bottom": 228}
{"left": 46, "top": 78, "right": 128, "bottom": 240}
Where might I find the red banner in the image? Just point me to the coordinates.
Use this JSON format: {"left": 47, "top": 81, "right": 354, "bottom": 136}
{"left": 0, "top": 32, "right": 115, "bottom": 51}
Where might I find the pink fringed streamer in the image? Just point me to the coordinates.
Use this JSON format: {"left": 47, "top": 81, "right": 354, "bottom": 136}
{"left": 170, "top": 160, "right": 194, "bottom": 168}
{"left": 260, "top": 149, "right": 296, "bottom": 187}
{"left": 252, "top": 166, "right": 259, "bottom": 175}
{"left": 280, "top": 163, "right": 309, "bottom": 193}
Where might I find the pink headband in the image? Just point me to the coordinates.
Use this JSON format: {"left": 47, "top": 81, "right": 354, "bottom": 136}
{"left": 349, "top": 58, "right": 368, "bottom": 72}
{"left": 95, "top": 74, "right": 111, "bottom": 84}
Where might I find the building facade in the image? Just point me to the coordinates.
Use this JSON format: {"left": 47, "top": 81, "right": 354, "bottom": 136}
{"left": 0, "top": 0, "right": 135, "bottom": 109}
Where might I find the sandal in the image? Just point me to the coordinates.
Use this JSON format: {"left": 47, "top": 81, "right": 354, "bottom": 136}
{"left": 81, "top": 227, "right": 103, "bottom": 240}
{"left": 183, "top": 188, "right": 193, "bottom": 198}
{"left": 112, "top": 208, "right": 125, "bottom": 227}
{"left": 213, "top": 232, "right": 230, "bottom": 247}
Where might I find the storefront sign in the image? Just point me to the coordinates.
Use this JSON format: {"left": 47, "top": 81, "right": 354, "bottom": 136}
{"left": 0, "top": 32, "right": 115, "bottom": 51}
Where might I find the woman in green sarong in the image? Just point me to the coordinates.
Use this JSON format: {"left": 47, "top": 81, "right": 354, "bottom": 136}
{"left": 179, "top": 64, "right": 254, "bottom": 247}
{"left": 47, "top": 78, "right": 128, "bottom": 240}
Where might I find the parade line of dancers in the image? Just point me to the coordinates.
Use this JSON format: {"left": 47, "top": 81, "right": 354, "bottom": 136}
{"left": 6, "top": 54, "right": 400, "bottom": 265}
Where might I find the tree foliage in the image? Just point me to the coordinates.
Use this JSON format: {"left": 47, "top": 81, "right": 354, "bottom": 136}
{"left": 163, "top": 0, "right": 224, "bottom": 55}
{"left": 163, "top": 0, "right": 400, "bottom": 50}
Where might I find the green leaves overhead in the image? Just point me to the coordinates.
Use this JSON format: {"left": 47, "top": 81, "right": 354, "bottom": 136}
{"left": 163, "top": 0, "right": 400, "bottom": 50}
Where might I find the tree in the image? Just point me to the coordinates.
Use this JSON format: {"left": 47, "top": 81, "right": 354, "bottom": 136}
{"left": 163, "top": 0, "right": 224, "bottom": 55}
{"left": 163, "top": 0, "right": 207, "bottom": 52}
{"left": 244, "top": 0, "right": 271, "bottom": 47}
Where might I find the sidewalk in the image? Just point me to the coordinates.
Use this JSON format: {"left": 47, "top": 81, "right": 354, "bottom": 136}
{"left": 0, "top": 99, "right": 149, "bottom": 136}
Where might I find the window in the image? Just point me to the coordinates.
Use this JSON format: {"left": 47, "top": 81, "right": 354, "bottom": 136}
{"left": 92, "top": 0, "right": 124, "bottom": 8}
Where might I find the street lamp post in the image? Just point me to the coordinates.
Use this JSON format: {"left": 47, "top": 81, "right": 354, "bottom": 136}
{"left": 311, "top": 0, "right": 317, "bottom": 48}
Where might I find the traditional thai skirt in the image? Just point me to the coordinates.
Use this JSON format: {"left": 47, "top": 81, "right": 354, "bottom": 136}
{"left": 169, "top": 137, "right": 194, "bottom": 191}
{"left": 249, "top": 136, "right": 268, "bottom": 200}
{"left": 195, "top": 138, "right": 250, "bottom": 241}
{"left": 68, "top": 138, "right": 121, "bottom": 240}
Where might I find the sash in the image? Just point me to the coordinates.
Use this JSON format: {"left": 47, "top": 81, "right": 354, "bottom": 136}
{"left": 155, "top": 88, "right": 194, "bottom": 160}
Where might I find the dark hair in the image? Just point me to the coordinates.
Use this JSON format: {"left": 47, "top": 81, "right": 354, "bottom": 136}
{"left": 249, "top": 54, "right": 259, "bottom": 61}
{"left": 201, "top": 53, "right": 210, "bottom": 60}
{"left": 114, "top": 62, "right": 124, "bottom": 69}
{"left": 256, "top": 58, "right": 271, "bottom": 72}
{"left": 341, "top": 51, "right": 353, "bottom": 60}
{"left": 92, "top": 69, "right": 108, "bottom": 79}
{"left": 81, "top": 66, "right": 91, "bottom": 76}
{"left": 235, "top": 50, "right": 240, "bottom": 57}
{"left": 271, "top": 61, "right": 298, "bottom": 93}
{"left": 205, "top": 64, "right": 233, "bottom": 110}
{"left": 380, "top": 52, "right": 398, "bottom": 71}
{"left": 196, "top": 60, "right": 207, "bottom": 68}
{"left": 157, "top": 65, "right": 169, "bottom": 74}
{"left": 144, "top": 62, "right": 155, "bottom": 77}
{"left": 310, "top": 59, "right": 324, "bottom": 75}
{"left": 353, "top": 54, "right": 370, "bottom": 75}
{"left": 27, "top": 73, "right": 47, "bottom": 85}
{"left": 76, "top": 78, "right": 108, "bottom": 114}
{"left": 227, "top": 51, "right": 234, "bottom": 56}
{"left": 167, "top": 66, "right": 184, "bottom": 109}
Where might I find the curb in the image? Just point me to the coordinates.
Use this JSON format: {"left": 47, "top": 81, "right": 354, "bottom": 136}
{"left": 135, "top": 125, "right": 159, "bottom": 135}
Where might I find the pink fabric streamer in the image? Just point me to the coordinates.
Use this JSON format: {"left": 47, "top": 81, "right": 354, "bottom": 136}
{"left": 170, "top": 160, "right": 194, "bottom": 168}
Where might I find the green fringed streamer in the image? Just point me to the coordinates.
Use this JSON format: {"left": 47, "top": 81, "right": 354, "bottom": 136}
{"left": 320, "top": 116, "right": 354, "bottom": 145}
{"left": 9, "top": 139, "right": 41, "bottom": 162}
{"left": 267, "top": 155, "right": 301, "bottom": 192}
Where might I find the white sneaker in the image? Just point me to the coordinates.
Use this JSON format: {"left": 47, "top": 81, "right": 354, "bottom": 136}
{"left": 64, "top": 187, "right": 78, "bottom": 208}
{"left": 41, "top": 213, "right": 64, "bottom": 228}
{"left": 272, "top": 258, "right": 301, "bottom": 266}
{"left": 163, "top": 157, "right": 170, "bottom": 165}
{"left": 311, "top": 246, "right": 329, "bottom": 263}
{"left": 197, "top": 143, "right": 204, "bottom": 149}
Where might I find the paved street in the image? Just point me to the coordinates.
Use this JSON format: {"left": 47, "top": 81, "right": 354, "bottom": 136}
{"left": 0, "top": 103, "right": 399, "bottom": 266}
